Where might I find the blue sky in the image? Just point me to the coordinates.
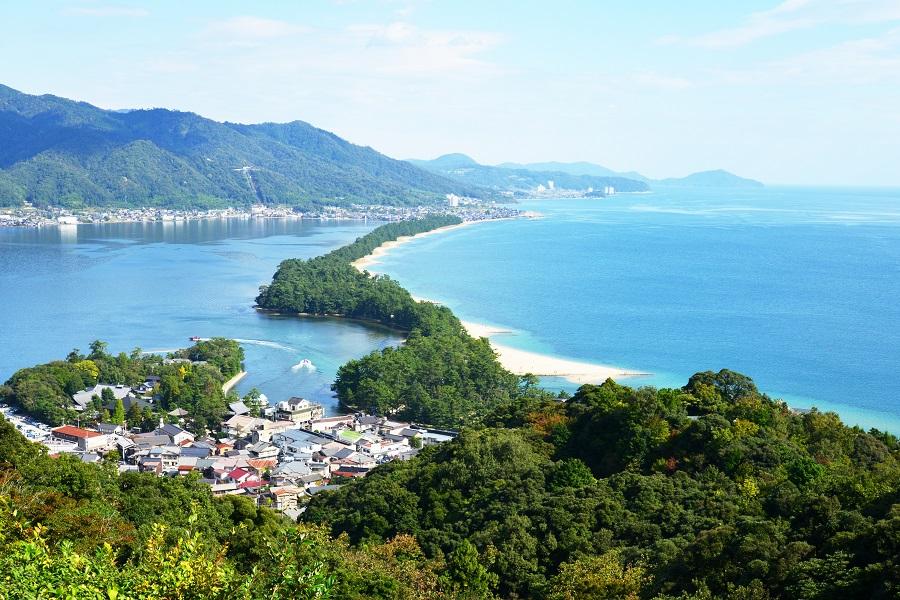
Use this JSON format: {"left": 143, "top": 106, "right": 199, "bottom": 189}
{"left": 2, "top": 1, "right": 900, "bottom": 184}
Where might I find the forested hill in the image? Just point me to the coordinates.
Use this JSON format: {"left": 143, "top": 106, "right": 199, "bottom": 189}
{"left": 306, "top": 371, "right": 900, "bottom": 599}
{"left": 0, "top": 84, "right": 483, "bottom": 209}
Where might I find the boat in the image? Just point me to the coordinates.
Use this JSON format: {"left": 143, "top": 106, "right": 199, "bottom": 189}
{"left": 298, "top": 358, "right": 313, "bottom": 368}
{"left": 189, "top": 336, "right": 201, "bottom": 342}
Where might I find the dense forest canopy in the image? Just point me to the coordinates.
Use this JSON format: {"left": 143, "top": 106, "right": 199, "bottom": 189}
{"left": 305, "top": 371, "right": 900, "bottom": 599}
{"left": 0, "top": 83, "right": 483, "bottom": 209}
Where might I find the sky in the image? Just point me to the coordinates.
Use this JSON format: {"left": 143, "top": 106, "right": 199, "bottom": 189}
{"left": 2, "top": 0, "right": 900, "bottom": 185}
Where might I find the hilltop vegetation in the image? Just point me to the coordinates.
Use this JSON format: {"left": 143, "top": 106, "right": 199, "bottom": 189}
{"left": 0, "top": 84, "right": 482, "bottom": 209}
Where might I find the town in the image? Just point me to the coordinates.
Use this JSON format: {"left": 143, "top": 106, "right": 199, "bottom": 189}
{"left": 0, "top": 376, "right": 456, "bottom": 521}
{"left": 0, "top": 198, "right": 522, "bottom": 228}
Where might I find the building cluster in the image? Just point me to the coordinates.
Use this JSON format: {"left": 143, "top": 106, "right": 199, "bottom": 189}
{"left": 15, "top": 386, "right": 455, "bottom": 521}
{"left": 1, "top": 201, "right": 521, "bottom": 229}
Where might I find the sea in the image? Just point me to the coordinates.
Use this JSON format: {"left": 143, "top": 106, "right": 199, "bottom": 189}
{"left": 1, "top": 186, "right": 899, "bottom": 432}
{"left": 371, "top": 187, "right": 900, "bottom": 433}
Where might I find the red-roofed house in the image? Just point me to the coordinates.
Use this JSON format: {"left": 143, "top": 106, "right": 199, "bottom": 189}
{"left": 51, "top": 426, "right": 110, "bottom": 452}
{"left": 226, "top": 468, "right": 258, "bottom": 484}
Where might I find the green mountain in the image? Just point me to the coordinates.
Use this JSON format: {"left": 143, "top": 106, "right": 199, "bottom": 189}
{"left": 658, "top": 169, "right": 764, "bottom": 188}
{"left": 408, "top": 154, "right": 650, "bottom": 194}
{"left": 0, "top": 84, "right": 483, "bottom": 209}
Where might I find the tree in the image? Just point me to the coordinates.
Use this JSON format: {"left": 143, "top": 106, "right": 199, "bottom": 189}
{"left": 88, "top": 340, "right": 108, "bottom": 359}
{"left": 440, "top": 540, "right": 498, "bottom": 599}
{"left": 112, "top": 398, "right": 126, "bottom": 424}
{"left": 100, "top": 386, "right": 116, "bottom": 408}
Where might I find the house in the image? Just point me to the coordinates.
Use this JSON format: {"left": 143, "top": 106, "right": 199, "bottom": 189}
{"left": 210, "top": 482, "right": 240, "bottom": 496}
{"left": 130, "top": 433, "right": 172, "bottom": 450}
{"left": 355, "top": 415, "right": 383, "bottom": 431}
{"left": 270, "top": 461, "right": 311, "bottom": 485}
{"left": 156, "top": 424, "right": 194, "bottom": 446}
{"left": 226, "top": 467, "right": 257, "bottom": 484}
{"left": 223, "top": 415, "right": 266, "bottom": 437}
{"left": 298, "top": 472, "right": 325, "bottom": 488}
{"left": 250, "top": 420, "right": 295, "bottom": 444}
{"left": 246, "top": 458, "right": 278, "bottom": 476}
{"left": 96, "top": 422, "right": 125, "bottom": 435}
{"left": 272, "top": 429, "right": 331, "bottom": 458}
{"left": 274, "top": 398, "right": 324, "bottom": 425}
{"left": 309, "top": 415, "right": 355, "bottom": 433}
{"left": 265, "top": 486, "right": 303, "bottom": 511}
{"left": 51, "top": 425, "right": 110, "bottom": 452}
{"left": 247, "top": 441, "right": 279, "bottom": 460}
{"left": 71, "top": 384, "right": 133, "bottom": 412}
{"left": 228, "top": 401, "right": 250, "bottom": 416}
{"left": 145, "top": 445, "right": 181, "bottom": 470}
{"left": 332, "top": 465, "right": 372, "bottom": 478}
{"left": 167, "top": 407, "right": 189, "bottom": 419}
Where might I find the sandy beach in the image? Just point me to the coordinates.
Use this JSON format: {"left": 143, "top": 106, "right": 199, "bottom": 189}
{"left": 462, "top": 321, "right": 646, "bottom": 384}
{"left": 351, "top": 217, "right": 647, "bottom": 386}
{"left": 222, "top": 370, "right": 247, "bottom": 394}
{"left": 352, "top": 220, "right": 481, "bottom": 273}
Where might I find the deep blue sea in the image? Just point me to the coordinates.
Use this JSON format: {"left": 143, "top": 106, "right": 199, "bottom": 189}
{"left": 0, "top": 218, "right": 403, "bottom": 413}
{"left": 372, "top": 187, "right": 900, "bottom": 433}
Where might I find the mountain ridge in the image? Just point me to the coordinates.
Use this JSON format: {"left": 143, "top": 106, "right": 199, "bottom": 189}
{"left": 496, "top": 158, "right": 764, "bottom": 188}
{"left": 408, "top": 153, "right": 651, "bottom": 194}
{"left": 0, "top": 84, "right": 483, "bottom": 209}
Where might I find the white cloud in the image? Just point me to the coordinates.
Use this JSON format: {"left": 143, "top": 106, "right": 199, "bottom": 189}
{"left": 665, "top": 0, "right": 900, "bottom": 48}
{"left": 203, "top": 16, "right": 311, "bottom": 46}
{"left": 347, "top": 21, "right": 503, "bottom": 75}
{"left": 718, "top": 27, "right": 900, "bottom": 85}
{"left": 65, "top": 5, "right": 149, "bottom": 17}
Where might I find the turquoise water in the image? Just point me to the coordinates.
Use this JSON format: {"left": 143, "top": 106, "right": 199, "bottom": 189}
{"left": 373, "top": 187, "right": 900, "bottom": 433}
{"left": 0, "top": 218, "right": 403, "bottom": 412}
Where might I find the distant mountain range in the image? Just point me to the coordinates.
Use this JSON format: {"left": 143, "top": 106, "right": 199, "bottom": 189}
{"left": 417, "top": 155, "right": 764, "bottom": 190}
{"left": 407, "top": 154, "right": 651, "bottom": 194}
{"left": 0, "top": 84, "right": 481, "bottom": 209}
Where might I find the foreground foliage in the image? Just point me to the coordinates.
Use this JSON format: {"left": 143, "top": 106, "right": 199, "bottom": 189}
{"left": 0, "top": 416, "right": 464, "bottom": 599}
{"left": 305, "top": 371, "right": 900, "bottom": 599}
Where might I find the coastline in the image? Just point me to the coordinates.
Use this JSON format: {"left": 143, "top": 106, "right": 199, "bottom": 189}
{"left": 461, "top": 320, "right": 649, "bottom": 384}
{"left": 222, "top": 370, "right": 247, "bottom": 394}
{"left": 351, "top": 219, "right": 485, "bottom": 273}
{"left": 351, "top": 218, "right": 649, "bottom": 386}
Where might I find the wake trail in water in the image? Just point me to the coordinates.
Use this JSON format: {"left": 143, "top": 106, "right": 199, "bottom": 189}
{"left": 233, "top": 338, "right": 296, "bottom": 352}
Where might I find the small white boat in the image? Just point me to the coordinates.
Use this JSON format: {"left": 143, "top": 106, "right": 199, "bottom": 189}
{"left": 291, "top": 358, "right": 315, "bottom": 371}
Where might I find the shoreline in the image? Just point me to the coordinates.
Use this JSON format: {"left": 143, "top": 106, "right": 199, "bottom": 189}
{"left": 222, "top": 370, "right": 247, "bottom": 394}
{"left": 350, "top": 218, "right": 650, "bottom": 386}
{"left": 461, "top": 320, "right": 649, "bottom": 384}
{"left": 352, "top": 219, "right": 487, "bottom": 273}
